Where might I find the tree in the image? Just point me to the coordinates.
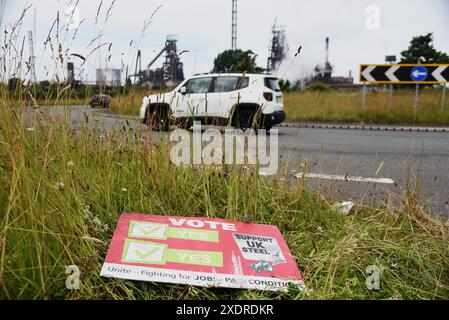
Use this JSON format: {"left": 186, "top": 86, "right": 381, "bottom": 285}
{"left": 278, "top": 79, "right": 292, "bottom": 92}
{"left": 306, "top": 83, "right": 332, "bottom": 92}
{"left": 400, "top": 33, "right": 449, "bottom": 64}
{"left": 212, "top": 49, "right": 264, "bottom": 73}
{"left": 8, "top": 77, "right": 22, "bottom": 92}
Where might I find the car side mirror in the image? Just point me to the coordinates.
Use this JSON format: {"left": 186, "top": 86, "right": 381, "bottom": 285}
{"left": 180, "top": 87, "right": 187, "bottom": 95}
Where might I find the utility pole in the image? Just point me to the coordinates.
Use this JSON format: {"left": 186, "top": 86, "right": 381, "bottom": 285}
{"left": 231, "top": 0, "right": 237, "bottom": 50}
{"left": 28, "top": 31, "right": 37, "bottom": 83}
{"left": 193, "top": 49, "right": 200, "bottom": 75}
{"left": 0, "top": 0, "right": 6, "bottom": 31}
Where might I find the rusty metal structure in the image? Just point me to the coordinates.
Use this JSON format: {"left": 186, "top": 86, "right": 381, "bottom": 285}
{"left": 267, "top": 24, "right": 287, "bottom": 73}
{"left": 129, "top": 36, "right": 184, "bottom": 88}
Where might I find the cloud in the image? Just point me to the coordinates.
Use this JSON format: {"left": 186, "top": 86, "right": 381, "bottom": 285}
{"left": 3, "top": 0, "right": 449, "bottom": 83}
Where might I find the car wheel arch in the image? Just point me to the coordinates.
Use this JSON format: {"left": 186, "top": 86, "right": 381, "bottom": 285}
{"left": 145, "top": 102, "right": 171, "bottom": 118}
{"left": 144, "top": 103, "right": 171, "bottom": 131}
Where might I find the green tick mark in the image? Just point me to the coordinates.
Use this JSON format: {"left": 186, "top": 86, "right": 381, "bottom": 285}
{"left": 134, "top": 247, "right": 161, "bottom": 260}
{"left": 139, "top": 225, "right": 163, "bottom": 235}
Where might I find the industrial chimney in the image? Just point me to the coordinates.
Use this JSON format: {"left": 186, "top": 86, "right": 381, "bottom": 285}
{"left": 67, "top": 62, "right": 75, "bottom": 85}
{"left": 323, "top": 37, "right": 332, "bottom": 83}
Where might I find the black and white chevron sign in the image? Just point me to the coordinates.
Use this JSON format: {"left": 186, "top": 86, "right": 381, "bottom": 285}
{"left": 360, "top": 64, "right": 449, "bottom": 84}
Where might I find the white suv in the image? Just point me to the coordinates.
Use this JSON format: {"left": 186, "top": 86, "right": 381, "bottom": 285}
{"left": 140, "top": 73, "right": 285, "bottom": 131}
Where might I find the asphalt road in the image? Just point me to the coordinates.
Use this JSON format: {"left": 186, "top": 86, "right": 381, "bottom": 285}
{"left": 39, "top": 105, "right": 449, "bottom": 218}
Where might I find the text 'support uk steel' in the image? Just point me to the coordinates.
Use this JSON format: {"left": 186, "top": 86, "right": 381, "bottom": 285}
{"left": 101, "top": 213, "right": 304, "bottom": 291}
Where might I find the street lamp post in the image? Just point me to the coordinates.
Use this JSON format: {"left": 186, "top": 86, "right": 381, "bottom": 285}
{"left": 193, "top": 49, "right": 200, "bottom": 75}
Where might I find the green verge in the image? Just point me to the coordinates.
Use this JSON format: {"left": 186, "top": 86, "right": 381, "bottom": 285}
{"left": 0, "top": 104, "right": 448, "bottom": 300}
{"left": 107, "top": 88, "right": 449, "bottom": 126}
{"left": 284, "top": 89, "right": 449, "bottom": 125}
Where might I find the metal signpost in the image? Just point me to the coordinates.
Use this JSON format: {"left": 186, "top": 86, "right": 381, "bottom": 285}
{"left": 441, "top": 85, "right": 447, "bottom": 113}
{"left": 361, "top": 83, "right": 367, "bottom": 111}
{"left": 385, "top": 55, "right": 397, "bottom": 112}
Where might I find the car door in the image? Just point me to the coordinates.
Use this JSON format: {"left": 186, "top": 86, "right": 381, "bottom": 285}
{"left": 175, "top": 77, "right": 213, "bottom": 120}
{"left": 208, "top": 76, "right": 249, "bottom": 119}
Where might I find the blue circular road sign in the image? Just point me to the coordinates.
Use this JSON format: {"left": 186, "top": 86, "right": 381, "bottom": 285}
{"left": 411, "top": 66, "right": 428, "bottom": 82}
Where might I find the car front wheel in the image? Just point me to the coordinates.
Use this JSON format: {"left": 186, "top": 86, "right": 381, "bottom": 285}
{"left": 145, "top": 108, "right": 170, "bottom": 132}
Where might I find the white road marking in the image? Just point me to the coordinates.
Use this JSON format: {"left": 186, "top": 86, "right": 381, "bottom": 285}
{"left": 295, "top": 172, "right": 395, "bottom": 184}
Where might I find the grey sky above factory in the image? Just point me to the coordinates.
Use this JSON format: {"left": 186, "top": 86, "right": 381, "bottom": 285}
{"left": 3, "top": 0, "right": 449, "bottom": 83}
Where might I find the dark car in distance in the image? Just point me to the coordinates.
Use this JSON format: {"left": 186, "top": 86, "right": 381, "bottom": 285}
{"left": 89, "top": 94, "right": 112, "bottom": 108}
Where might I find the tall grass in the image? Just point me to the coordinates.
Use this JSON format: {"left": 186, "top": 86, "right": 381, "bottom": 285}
{"left": 0, "top": 100, "right": 448, "bottom": 299}
{"left": 109, "top": 89, "right": 161, "bottom": 116}
{"left": 1, "top": 1, "right": 448, "bottom": 301}
{"left": 284, "top": 88, "right": 449, "bottom": 125}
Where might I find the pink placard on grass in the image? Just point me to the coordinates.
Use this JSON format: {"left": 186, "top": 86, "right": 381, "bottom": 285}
{"left": 101, "top": 213, "right": 304, "bottom": 291}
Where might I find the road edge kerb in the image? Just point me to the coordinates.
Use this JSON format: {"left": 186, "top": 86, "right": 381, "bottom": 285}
{"left": 279, "top": 122, "right": 449, "bottom": 133}
{"left": 94, "top": 110, "right": 140, "bottom": 121}
{"left": 92, "top": 110, "right": 449, "bottom": 133}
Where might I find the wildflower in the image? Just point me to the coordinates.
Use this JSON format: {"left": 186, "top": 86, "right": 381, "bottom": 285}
{"left": 67, "top": 161, "right": 74, "bottom": 167}
{"left": 299, "top": 161, "right": 307, "bottom": 169}
{"left": 82, "top": 204, "right": 92, "bottom": 219}
{"left": 81, "top": 203, "right": 109, "bottom": 235}
{"left": 243, "top": 213, "right": 252, "bottom": 223}
{"left": 346, "top": 277, "right": 358, "bottom": 287}
{"left": 56, "top": 181, "right": 65, "bottom": 190}
{"left": 92, "top": 217, "right": 109, "bottom": 233}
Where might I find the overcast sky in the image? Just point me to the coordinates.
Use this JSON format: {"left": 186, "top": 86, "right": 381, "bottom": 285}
{"left": 2, "top": 0, "right": 449, "bottom": 83}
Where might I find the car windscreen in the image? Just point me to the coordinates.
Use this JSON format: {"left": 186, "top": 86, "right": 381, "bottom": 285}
{"left": 264, "top": 78, "right": 281, "bottom": 92}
